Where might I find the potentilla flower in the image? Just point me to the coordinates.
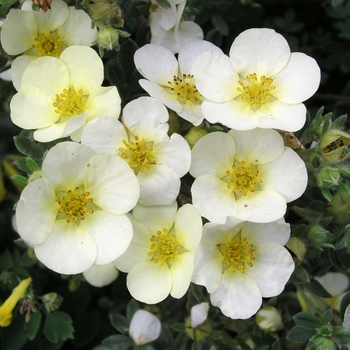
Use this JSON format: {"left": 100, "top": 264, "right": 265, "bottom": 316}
{"left": 134, "top": 41, "right": 221, "bottom": 126}
{"left": 81, "top": 97, "right": 191, "bottom": 206}
{"left": 16, "top": 142, "right": 140, "bottom": 275}
{"left": 149, "top": 0, "right": 203, "bottom": 54}
{"left": 192, "top": 217, "right": 294, "bottom": 319}
{"left": 190, "top": 129, "right": 308, "bottom": 224}
{"left": 192, "top": 28, "right": 321, "bottom": 132}
{"left": 0, "top": 277, "right": 32, "bottom": 327}
{"left": 114, "top": 202, "right": 202, "bottom": 304}
{"left": 1, "top": 0, "right": 97, "bottom": 90}
{"left": 10, "top": 45, "right": 121, "bottom": 142}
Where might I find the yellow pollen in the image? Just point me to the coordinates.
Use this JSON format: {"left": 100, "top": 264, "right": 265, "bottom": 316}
{"left": 56, "top": 187, "right": 94, "bottom": 223}
{"left": 53, "top": 86, "right": 88, "bottom": 119}
{"left": 147, "top": 228, "right": 180, "bottom": 267}
{"left": 217, "top": 236, "right": 255, "bottom": 274}
{"left": 167, "top": 73, "right": 203, "bottom": 104}
{"left": 119, "top": 136, "right": 155, "bottom": 174}
{"left": 237, "top": 73, "right": 275, "bottom": 111}
{"left": 221, "top": 160, "right": 262, "bottom": 199}
{"left": 32, "top": 31, "right": 64, "bottom": 57}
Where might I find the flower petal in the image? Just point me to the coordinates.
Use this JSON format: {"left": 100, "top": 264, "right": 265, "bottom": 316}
{"left": 34, "top": 0, "right": 69, "bottom": 32}
{"left": 11, "top": 55, "right": 36, "bottom": 91}
{"left": 170, "top": 253, "right": 195, "bottom": 298}
{"left": 273, "top": 53, "right": 321, "bottom": 103}
{"left": 84, "top": 154, "right": 140, "bottom": 214}
{"left": 259, "top": 147, "right": 308, "bottom": 202}
{"left": 127, "top": 261, "right": 172, "bottom": 303}
{"left": 211, "top": 271, "right": 262, "bottom": 319}
{"left": 80, "top": 211, "right": 133, "bottom": 264}
{"left": 34, "top": 219, "right": 97, "bottom": 274}
{"left": 33, "top": 121, "right": 68, "bottom": 142}
{"left": 134, "top": 44, "right": 178, "bottom": 85}
{"left": 244, "top": 244, "right": 294, "bottom": 297}
{"left": 137, "top": 165, "right": 180, "bottom": 206}
{"left": 230, "top": 28, "right": 290, "bottom": 77}
{"left": 16, "top": 178, "right": 59, "bottom": 245}
{"left": 191, "top": 175, "right": 237, "bottom": 224}
{"left": 83, "top": 263, "right": 119, "bottom": 287}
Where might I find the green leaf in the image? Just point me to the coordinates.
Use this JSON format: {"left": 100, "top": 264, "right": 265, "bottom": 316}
{"left": 14, "top": 158, "right": 31, "bottom": 173}
{"left": 321, "top": 309, "right": 333, "bottom": 325}
{"left": 321, "top": 188, "right": 332, "bottom": 202}
{"left": 118, "top": 39, "right": 138, "bottom": 83}
{"left": 109, "top": 313, "right": 129, "bottom": 334}
{"left": 312, "top": 155, "right": 321, "bottom": 168}
{"left": 102, "top": 334, "right": 132, "bottom": 350}
{"left": 126, "top": 299, "right": 140, "bottom": 321}
{"left": 12, "top": 174, "right": 28, "bottom": 188}
{"left": 337, "top": 183, "right": 350, "bottom": 194}
{"left": 13, "top": 136, "right": 45, "bottom": 159}
{"left": 332, "top": 114, "right": 347, "bottom": 129}
{"left": 340, "top": 291, "right": 350, "bottom": 320}
{"left": 107, "top": 60, "right": 124, "bottom": 91}
{"left": 191, "top": 283, "right": 203, "bottom": 301}
{"left": 210, "top": 13, "right": 229, "bottom": 36}
{"left": 191, "top": 340, "right": 202, "bottom": 350}
{"left": 155, "top": 0, "right": 170, "bottom": 9}
{"left": 205, "top": 28, "right": 222, "bottom": 47}
{"left": 25, "top": 311, "right": 42, "bottom": 341}
{"left": 293, "top": 312, "right": 322, "bottom": 329}
{"left": 0, "top": 249, "right": 15, "bottom": 269}
{"left": 309, "top": 279, "right": 332, "bottom": 298}
{"left": 171, "top": 322, "right": 186, "bottom": 332}
{"left": 1, "top": 316, "right": 28, "bottom": 350}
{"left": 26, "top": 158, "right": 40, "bottom": 172}
{"left": 43, "top": 311, "right": 74, "bottom": 343}
{"left": 294, "top": 265, "right": 310, "bottom": 282}
{"left": 0, "top": 0, "right": 17, "bottom": 5}
{"left": 287, "top": 326, "right": 317, "bottom": 343}
{"left": 338, "top": 330, "right": 350, "bottom": 342}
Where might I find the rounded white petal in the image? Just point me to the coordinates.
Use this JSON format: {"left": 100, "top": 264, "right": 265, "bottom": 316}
{"left": 122, "top": 97, "right": 169, "bottom": 138}
{"left": 191, "top": 302, "right": 209, "bottom": 328}
{"left": 210, "top": 272, "right": 262, "bottom": 319}
{"left": 80, "top": 211, "right": 133, "bottom": 264}
{"left": 137, "top": 165, "right": 180, "bottom": 206}
{"left": 81, "top": 117, "right": 127, "bottom": 154}
{"left": 33, "top": 121, "right": 68, "bottom": 142}
{"left": 171, "top": 21, "right": 204, "bottom": 53}
{"left": 315, "top": 272, "right": 350, "bottom": 297}
{"left": 259, "top": 147, "right": 308, "bottom": 202}
{"left": 190, "top": 132, "right": 236, "bottom": 178}
{"left": 127, "top": 261, "right": 172, "bottom": 303}
{"left": 202, "top": 219, "right": 243, "bottom": 246}
{"left": 11, "top": 55, "right": 36, "bottom": 91}
{"left": 83, "top": 263, "right": 119, "bottom": 287}
{"left": 192, "top": 51, "right": 240, "bottom": 102}
{"left": 59, "top": 46, "right": 104, "bottom": 90}
{"left": 178, "top": 40, "right": 222, "bottom": 74}
{"left": 132, "top": 202, "right": 177, "bottom": 234}
{"left": 154, "top": 133, "right": 191, "bottom": 177}
{"left": 10, "top": 87, "right": 59, "bottom": 130}
{"left": 16, "top": 178, "right": 59, "bottom": 245}
{"left": 84, "top": 155, "right": 140, "bottom": 214}
{"left": 129, "top": 310, "right": 161, "bottom": 346}
{"left": 191, "top": 175, "right": 237, "bottom": 224}
{"left": 228, "top": 129, "right": 284, "bottom": 164}
{"left": 273, "top": 53, "right": 321, "bottom": 104}
{"left": 42, "top": 142, "right": 97, "bottom": 189}
{"left": 256, "top": 100, "right": 307, "bottom": 132}
{"left": 170, "top": 253, "right": 194, "bottom": 298}
{"left": 34, "top": 219, "right": 97, "bottom": 274}
{"left": 244, "top": 244, "right": 294, "bottom": 297}
{"left": 179, "top": 102, "right": 204, "bottom": 126}
{"left": 134, "top": 44, "right": 178, "bottom": 85}
{"left": 201, "top": 100, "right": 260, "bottom": 130}
{"left": 1, "top": 10, "right": 37, "bottom": 55}
{"left": 235, "top": 190, "right": 287, "bottom": 223}
{"left": 57, "top": 8, "right": 97, "bottom": 46}
{"left": 230, "top": 28, "right": 290, "bottom": 77}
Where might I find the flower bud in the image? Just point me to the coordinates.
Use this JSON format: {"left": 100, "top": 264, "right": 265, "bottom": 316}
{"left": 316, "top": 166, "right": 340, "bottom": 189}
{"left": 185, "top": 317, "right": 212, "bottom": 341}
{"left": 184, "top": 126, "right": 208, "bottom": 149}
{"left": 190, "top": 302, "right": 209, "bottom": 328}
{"left": 97, "top": 27, "right": 119, "bottom": 51}
{"left": 320, "top": 129, "right": 350, "bottom": 163}
{"left": 327, "top": 192, "right": 350, "bottom": 225}
{"left": 256, "top": 306, "right": 283, "bottom": 332}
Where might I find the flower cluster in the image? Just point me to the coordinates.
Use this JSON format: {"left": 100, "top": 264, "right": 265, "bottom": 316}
{"left": 2, "top": 0, "right": 322, "bottom": 328}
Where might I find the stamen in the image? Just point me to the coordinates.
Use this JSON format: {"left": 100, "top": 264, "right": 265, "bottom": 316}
{"left": 32, "top": 31, "right": 64, "bottom": 57}
{"left": 167, "top": 74, "right": 203, "bottom": 104}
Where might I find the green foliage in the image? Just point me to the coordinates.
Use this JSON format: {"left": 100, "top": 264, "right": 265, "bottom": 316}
{"left": 43, "top": 311, "right": 74, "bottom": 343}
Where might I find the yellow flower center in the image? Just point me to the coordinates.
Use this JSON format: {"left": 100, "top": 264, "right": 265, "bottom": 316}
{"left": 237, "top": 73, "right": 275, "bottom": 111}
{"left": 119, "top": 136, "right": 155, "bottom": 174}
{"left": 148, "top": 228, "right": 187, "bottom": 267}
{"left": 217, "top": 236, "right": 255, "bottom": 274}
{"left": 32, "top": 31, "right": 64, "bottom": 57}
{"left": 56, "top": 187, "right": 95, "bottom": 223}
{"left": 168, "top": 74, "right": 203, "bottom": 104}
{"left": 221, "top": 160, "right": 262, "bottom": 199}
{"left": 53, "top": 86, "right": 88, "bottom": 120}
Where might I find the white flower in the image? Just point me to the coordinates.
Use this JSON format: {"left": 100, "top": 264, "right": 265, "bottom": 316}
{"left": 191, "top": 302, "right": 209, "bottom": 328}
{"left": 129, "top": 309, "right": 161, "bottom": 346}
{"left": 114, "top": 202, "right": 202, "bottom": 304}
{"left": 192, "top": 28, "right": 321, "bottom": 132}
{"left": 10, "top": 46, "right": 121, "bottom": 142}
{"left": 150, "top": 0, "right": 203, "bottom": 54}
{"left": 15, "top": 142, "right": 140, "bottom": 275}
{"left": 190, "top": 129, "right": 308, "bottom": 223}
{"left": 1, "top": 0, "right": 97, "bottom": 90}
{"left": 256, "top": 306, "right": 283, "bottom": 332}
{"left": 81, "top": 97, "right": 191, "bottom": 206}
{"left": 192, "top": 217, "right": 294, "bottom": 319}
{"left": 134, "top": 41, "right": 221, "bottom": 125}
{"left": 83, "top": 263, "right": 119, "bottom": 288}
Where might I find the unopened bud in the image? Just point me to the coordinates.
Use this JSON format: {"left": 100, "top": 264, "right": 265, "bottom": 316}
{"left": 185, "top": 317, "right": 212, "bottom": 341}
{"left": 97, "top": 27, "right": 119, "bottom": 51}
{"left": 184, "top": 126, "right": 208, "bottom": 149}
{"left": 316, "top": 166, "right": 340, "bottom": 189}
{"left": 256, "top": 306, "right": 283, "bottom": 332}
